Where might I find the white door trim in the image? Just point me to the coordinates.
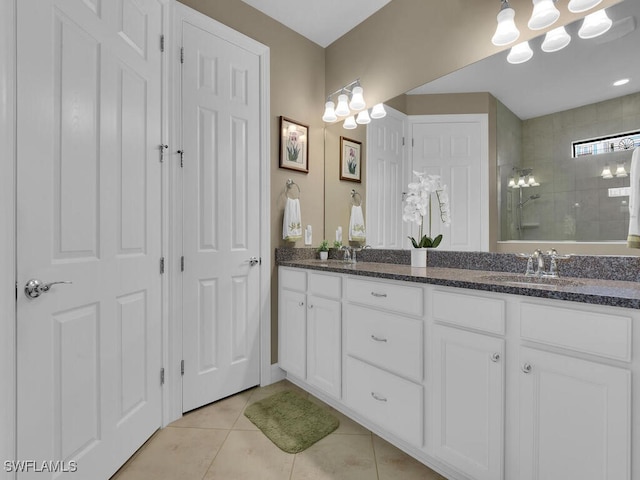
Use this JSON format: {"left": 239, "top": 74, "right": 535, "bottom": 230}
{"left": 166, "top": 3, "right": 271, "bottom": 424}
{"left": 408, "top": 114, "right": 489, "bottom": 252}
{"left": 0, "top": 0, "right": 16, "bottom": 477}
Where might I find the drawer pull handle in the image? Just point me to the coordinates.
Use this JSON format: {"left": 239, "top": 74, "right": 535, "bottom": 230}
{"left": 522, "top": 363, "right": 532, "bottom": 374}
{"left": 490, "top": 352, "right": 500, "bottom": 362}
{"left": 371, "top": 392, "right": 387, "bottom": 402}
{"left": 371, "top": 335, "right": 388, "bottom": 343}
{"left": 370, "top": 292, "right": 387, "bottom": 298}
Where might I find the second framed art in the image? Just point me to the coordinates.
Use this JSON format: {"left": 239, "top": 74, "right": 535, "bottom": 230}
{"left": 340, "top": 136, "right": 362, "bottom": 183}
{"left": 279, "top": 116, "right": 309, "bottom": 173}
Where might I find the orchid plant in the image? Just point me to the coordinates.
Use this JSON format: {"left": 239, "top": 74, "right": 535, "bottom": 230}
{"left": 403, "top": 171, "right": 451, "bottom": 248}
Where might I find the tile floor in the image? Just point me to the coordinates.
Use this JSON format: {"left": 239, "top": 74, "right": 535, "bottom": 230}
{"left": 111, "top": 380, "right": 446, "bottom": 480}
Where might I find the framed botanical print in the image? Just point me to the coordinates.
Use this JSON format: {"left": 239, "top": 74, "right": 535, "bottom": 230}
{"left": 340, "top": 136, "right": 362, "bottom": 182}
{"left": 279, "top": 116, "right": 309, "bottom": 173}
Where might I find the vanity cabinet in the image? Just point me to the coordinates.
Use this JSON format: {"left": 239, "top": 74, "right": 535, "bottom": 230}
{"left": 306, "top": 294, "right": 341, "bottom": 399}
{"left": 278, "top": 288, "right": 307, "bottom": 379}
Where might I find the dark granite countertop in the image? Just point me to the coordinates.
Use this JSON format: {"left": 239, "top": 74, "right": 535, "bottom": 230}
{"left": 278, "top": 259, "right": 640, "bottom": 310}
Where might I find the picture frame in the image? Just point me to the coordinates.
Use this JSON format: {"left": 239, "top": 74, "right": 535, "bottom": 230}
{"left": 279, "top": 116, "right": 309, "bottom": 173}
{"left": 340, "top": 136, "right": 362, "bottom": 183}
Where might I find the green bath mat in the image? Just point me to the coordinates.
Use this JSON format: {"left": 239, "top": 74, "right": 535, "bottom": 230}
{"left": 244, "top": 390, "right": 339, "bottom": 453}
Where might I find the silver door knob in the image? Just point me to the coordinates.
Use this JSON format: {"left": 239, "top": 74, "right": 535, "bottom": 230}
{"left": 25, "top": 279, "right": 72, "bottom": 299}
{"left": 521, "top": 363, "right": 532, "bottom": 374}
{"left": 246, "top": 256, "right": 259, "bottom": 266}
{"left": 490, "top": 352, "right": 501, "bottom": 362}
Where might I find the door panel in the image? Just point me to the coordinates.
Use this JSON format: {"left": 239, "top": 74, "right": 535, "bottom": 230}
{"left": 181, "top": 21, "right": 261, "bottom": 412}
{"left": 16, "top": 1, "right": 163, "bottom": 478}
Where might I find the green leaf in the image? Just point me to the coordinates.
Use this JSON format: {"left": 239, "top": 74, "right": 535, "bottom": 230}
{"left": 408, "top": 236, "right": 419, "bottom": 248}
{"left": 431, "top": 234, "right": 443, "bottom": 248}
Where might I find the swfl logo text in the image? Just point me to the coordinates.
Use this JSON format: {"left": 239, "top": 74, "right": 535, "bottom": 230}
{"left": 4, "top": 460, "right": 78, "bottom": 473}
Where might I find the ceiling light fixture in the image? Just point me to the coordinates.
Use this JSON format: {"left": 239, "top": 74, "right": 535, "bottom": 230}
{"left": 507, "top": 41, "right": 534, "bottom": 64}
{"left": 541, "top": 25, "right": 572, "bottom": 52}
{"left": 613, "top": 78, "right": 630, "bottom": 87}
{"left": 492, "top": 0, "right": 520, "bottom": 46}
{"left": 322, "top": 79, "right": 385, "bottom": 129}
{"left": 528, "top": 0, "right": 560, "bottom": 30}
{"left": 568, "top": 0, "right": 603, "bottom": 13}
{"left": 578, "top": 9, "right": 613, "bottom": 39}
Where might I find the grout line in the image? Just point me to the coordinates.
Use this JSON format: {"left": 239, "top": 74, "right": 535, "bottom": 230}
{"left": 371, "top": 433, "right": 381, "bottom": 480}
{"left": 200, "top": 427, "right": 233, "bottom": 480}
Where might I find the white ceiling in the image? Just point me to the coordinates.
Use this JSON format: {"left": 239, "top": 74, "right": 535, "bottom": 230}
{"left": 240, "top": 0, "right": 391, "bottom": 47}
{"left": 408, "top": 0, "right": 639, "bottom": 119}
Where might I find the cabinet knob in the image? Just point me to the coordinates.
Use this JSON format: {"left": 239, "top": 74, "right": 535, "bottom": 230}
{"left": 521, "top": 363, "right": 532, "bottom": 374}
{"left": 308, "top": 304, "right": 314, "bottom": 309}
{"left": 298, "top": 301, "right": 304, "bottom": 307}
{"left": 490, "top": 352, "right": 500, "bottom": 362}
{"left": 370, "top": 392, "right": 387, "bottom": 402}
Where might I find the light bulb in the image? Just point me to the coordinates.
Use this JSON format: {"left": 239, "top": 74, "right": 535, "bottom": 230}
{"left": 507, "top": 41, "right": 533, "bottom": 64}
{"left": 322, "top": 100, "right": 337, "bottom": 123}
{"left": 579, "top": 9, "right": 612, "bottom": 39}
{"left": 615, "top": 164, "right": 628, "bottom": 177}
{"left": 349, "top": 86, "right": 366, "bottom": 111}
{"left": 568, "top": 0, "right": 602, "bottom": 13}
{"left": 528, "top": 0, "right": 560, "bottom": 30}
{"left": 343, "top": 116, "right": 357, "bottom": 130}
{"left": 492, "top": 2, "right": 520, "bottom": 46}
{"left": 370, "top": 103, "right": 387, "bottom": 119}
{"left": 335, "top": 94, "right": 350, "bottom": 117}
{"left": 356, "top": 110, "right": 371, "bottom": 125}
{"left": 601, "top": 165, "right": 613, "bottom": 179}
{"left": 541, "top": 26, "right": 571, "bottom": 53}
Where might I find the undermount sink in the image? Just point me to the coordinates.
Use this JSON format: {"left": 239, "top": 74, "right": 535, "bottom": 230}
{"left": 479, "top": 274, "right": 585, "bottom": 288}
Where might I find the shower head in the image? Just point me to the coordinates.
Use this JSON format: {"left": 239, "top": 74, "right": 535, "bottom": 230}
{"left": 519, "top": 193, "right": 541, "bottom": 207}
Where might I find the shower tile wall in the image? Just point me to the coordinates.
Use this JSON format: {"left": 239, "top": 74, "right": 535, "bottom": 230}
{"left": 499, "top": 91, "right": 640, "bottom": 242}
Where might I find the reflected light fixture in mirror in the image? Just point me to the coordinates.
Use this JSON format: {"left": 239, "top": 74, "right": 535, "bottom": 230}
{"left": 507, "top": 41, "right": 534, "bottom": 64}
{"left": 541, "top": 25, "right": 571, "bottom": 52}
{"left": 322, "top": 79, "right": 386, "bottom": 129}
{"left": 579, "top": 9, "right": 613, "bottom": 38}
{"left": 343, "top": 115, "right": 357, "bottom": 129}
{"left": 568, "top": 0, "right": 603, "bottom": 13}
{"left": 528, "top": 0, "right": 560, "bottom": 30}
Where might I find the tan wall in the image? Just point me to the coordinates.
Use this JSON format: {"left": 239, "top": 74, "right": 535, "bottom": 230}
{"left": 178, "top": 0, "right": 326, "bottom": 363}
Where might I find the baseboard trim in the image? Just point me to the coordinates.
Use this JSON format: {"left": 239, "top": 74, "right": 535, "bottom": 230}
{"left": 266, "top": 364, "right": 286, "bottom": 386}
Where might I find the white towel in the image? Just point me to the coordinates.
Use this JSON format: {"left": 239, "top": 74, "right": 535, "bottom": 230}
{"left": 349, "top": 205, "right": 366, "bottom": 242}
{"left": 283, "top": 198, "right": 302, "bottom": 241}
{"left": 627, "top": 148, "right": 640, "bottom": 248}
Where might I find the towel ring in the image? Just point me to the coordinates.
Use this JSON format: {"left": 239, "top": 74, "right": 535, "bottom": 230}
{"left": 351, "top": 189, "right": 362, "bottom": 206}
{"left": 286, "top": 179, "right": 300, "bottom": 199}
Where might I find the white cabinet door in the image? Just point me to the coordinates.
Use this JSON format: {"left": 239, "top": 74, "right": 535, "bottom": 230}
{"left": 431, "top": 325, "right": 504, "bottom": 480}
{"left": 306, "top": 295, "right": 342, "bottom": 399}
{"left": 278, "top": 289, "right": 307, "bottom": 379}
{"left": 518, "top": 347, "right": 631, "bottom": 480}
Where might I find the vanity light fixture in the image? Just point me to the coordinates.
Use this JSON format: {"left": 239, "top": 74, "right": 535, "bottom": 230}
{"left": 370, "top": 103, "right": 387, "bottom": 119}
{"left": 601, "top": 164, "right": 613, "bottom": 179}
{"left": 615, "top": 163, "right": 628, "bottom": 177}
{"left": 356, "top": 109, "right": 371, "bottom": 125}
{"left": 528, "top": 175, "right": 540, "bottom": 186}
{"left": 343, "top": 115, "right": 357, "bottom": 130}
{"left": 528, "top": 0, "right": 560, "bottom": 30}
{"left": 507, "top": 41, "right": 534, "bottom": 64}
{"left": 334, "top": 93, "right": 351, "bottom": 117}
{"left": 509, "top": 168, "right": 540, "bottom": 189}
{"left": 541, "top": 25, "right": 572, "bottom": 52}
{"left": 322, "top": 79, "right": 386, "bottom": 129}
{"left": 349, "top": 86, "right": 366, "bottom": 111}
{"left": 508, "top": 178, "right": 517, "bottom": 188}
{"left": 568, "top": 0, "right": 603, "bottom": 13}
{"left": 322, "top": 100, "right": 337, "bottom": 123}
{"left": 578, "top": 9, "right": 613, "bottom": 39}
{"left": 492, "top": 0, "right": 520, "bottom": 46}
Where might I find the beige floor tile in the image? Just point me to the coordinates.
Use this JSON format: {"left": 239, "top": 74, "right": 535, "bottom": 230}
{"left": 111, "top": 426, "right": 228, "bottom": 480}
{"left": 306, "top": 396, "right": 370, "bottom": 436}
{"left": 171, "top": 390, "right": 253, "bottom": 430}
{"left": 373, "top": 435, "right": 446, "bottom": 480}
{"left": 203, "top": 430, "right": 295, "bottom": 480}
{"left": 291, "top": 432, "right": 377, "bottom": 480}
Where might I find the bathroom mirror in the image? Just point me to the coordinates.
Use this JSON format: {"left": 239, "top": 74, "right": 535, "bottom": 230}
{"left": 406, "top": 0, "right": 640, "bottom": 245}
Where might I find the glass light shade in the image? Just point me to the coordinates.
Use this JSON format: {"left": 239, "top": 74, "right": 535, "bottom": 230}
{"left": 601, "top": 165, "right": 613, "bottom": 179}
{"left": 541, "top": 26, "right": 571, "bottom": 53}
{"left": 568, "top": 0, "right": 602, "bottom": 13}
{"left": 356, "top": 109, "right": 371, "bottom": 125}
{"left": 517, "top": 176, "right": 526, "bottom": 187}
{"left": 370, "top": 103, "right": 387, "bottom": 119}
{"left": 615, "top": 164, "right": 628, "bottom": 177}
{"left": 349, "top": 86, "right": 366, "bottom": 111}
{"left": 528, "top": 176, "right": 540, "bottom": 186}
{"left": 335, "top": 94, "right": 350, "bottom": 117}
{"left": 492, "top": 7, "right": 520, "bottom": 46}
{"left": 579, "top": 9, "right": 612, "bottom": 39}
{"left": 343, "top": 115, "right": 357, "bottom": 130}
{"left": 507, "top": 41, "right": 534, "bottom": 64}
{"left": 322, "top": 101, "right": 337, "bottom": 123}
{"left": 528, "top": 0, "right": 560, "bottom": 30}
{"left": 508, "top": 178, "right": 517, "bottom": 188}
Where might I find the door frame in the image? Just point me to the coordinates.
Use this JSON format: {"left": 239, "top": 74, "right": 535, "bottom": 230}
{"left": 166, "top": 3, "right": 272, "bottom": 423}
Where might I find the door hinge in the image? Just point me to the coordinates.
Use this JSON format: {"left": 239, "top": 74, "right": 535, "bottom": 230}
{"left": 177, "top": 150, "right": 184, "bottom": 168}
{"left": 15, "top": 281, "right": 18, "bottom": 300}
{"left": 412, "top": 138, "right": 414, "bottom": 147}
{"left": 180, "top": 256, "right": 185, "bottom": 272}
{"left": 160, "top": 35, "right": 165, "bottom": 52}
{"left": 402, "top": 137, "right": 405, "bottom": 146}
{"left": 180, "top": 47, "right": 184, "bottom": 64}
{"left": 160, "top": 367, "right": 165, "bottom": 385}
{"left": 180, "top": 360, "right": 185, "bottom": 376}
{"left": 160, "top": 257, "right": 165, "bottom": 274}
{"left": 259, "top": 257, "right": 262, "bottom": 265}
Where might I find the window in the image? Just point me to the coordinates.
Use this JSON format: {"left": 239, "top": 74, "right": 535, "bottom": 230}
{"left": 572, "top": 130, "right": 640, "bottom": 158}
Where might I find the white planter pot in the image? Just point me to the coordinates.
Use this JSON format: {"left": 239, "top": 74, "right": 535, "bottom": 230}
{"left": 410, "top": 248, "right": 427, "bottom": 268}
{"left": 319, "top": 251, "right": 328, "bottom": 261}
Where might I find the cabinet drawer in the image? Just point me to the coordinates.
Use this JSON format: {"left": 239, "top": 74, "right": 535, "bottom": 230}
{"left": 344, "top": 356, "right": 423, "bottom": 447}
{"left": 432, "top": 289, "right": 505, "bottom": 335}
{"left": 520, "top": 303, "right": 632, "bottom": 362}
{"left": 345, "top": 277, "right": 423, "bottom": 317}
{"left": 345, "top": 304, "right": 422, "bottom": 382}
{"left": 279, "top": 267, "right": 306, "bottom": 292}
{"left": 309, "top": 272, "right": 342, "bottom": 299}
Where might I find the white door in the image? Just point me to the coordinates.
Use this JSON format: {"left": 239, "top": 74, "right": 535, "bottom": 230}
{"left": 411, "top": 115, "right": 488, "bottom": 251}
{"left": 519, "top": 347, "right": 630, "bottom": 480}
{"left": 180, "top": 20, "right": 261, "bottom": 412}
{"left": 16, "top": 1, "right": 163, "bottom": 478}
{"left": 366, "top": 106, "right": 406, "bottom": 249}
{"left": 431, "top": 325, "right": 504, "bottom": 480}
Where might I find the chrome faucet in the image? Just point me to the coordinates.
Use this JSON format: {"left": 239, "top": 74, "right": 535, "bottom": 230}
{"left": 341, "top": 245, "right": 352, "bottom": 263}
{"left": 532, "top": 249, "right": 545, "bottom": 276}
